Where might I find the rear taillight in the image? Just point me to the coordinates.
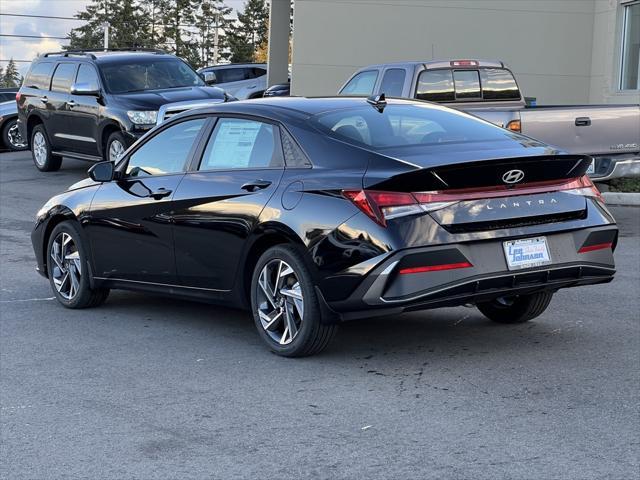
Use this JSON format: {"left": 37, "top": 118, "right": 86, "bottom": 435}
{"left": 399, "top": 261, "right": 473, "bottom": 275}
{"left": 342, "top": 189, "right": 455, "bottom": 226}
{"left": 578, "top": 242, "right": 613, "bottom": 254}
{"left": 343, "top": 175, "right": 602, "bottom": 227}
{"left": 15, "top": 92, "right": 21, "bottom": 102}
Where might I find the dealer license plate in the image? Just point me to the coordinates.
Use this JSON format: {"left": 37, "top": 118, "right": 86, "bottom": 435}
{"left": 503, "top": 237, "right": 551, "bottom": 271}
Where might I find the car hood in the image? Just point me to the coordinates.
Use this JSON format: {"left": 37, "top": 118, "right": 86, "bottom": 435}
{"left": 68, "top": 177, "right": 100, "bottom": 191}
{"left": 111, "top": 86, "right": 226, "bottom": 110}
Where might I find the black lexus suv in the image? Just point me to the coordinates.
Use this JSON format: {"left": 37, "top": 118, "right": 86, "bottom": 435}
{"left": 17, "top": 49, "right": 229, "bottom": 172}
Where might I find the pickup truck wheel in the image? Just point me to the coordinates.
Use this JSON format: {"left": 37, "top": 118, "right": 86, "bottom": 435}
{"left": 2, "top": 119, "right": 27, "bottom": 151}
{"left": 105, "top": 132, "right": 128, "bottom": 163}
{"left": 31, "top": 125, "right": 62, "bottom": 172}
{"left": 477, "top": 292, "right": 553, "bottom": 324}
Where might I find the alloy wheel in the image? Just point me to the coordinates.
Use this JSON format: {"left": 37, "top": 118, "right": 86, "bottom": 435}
{"left": 50, "top": 232, "right": 82, "bottom": 300}
{"left": 256, "top": 259, "right": 304, "bottom": 345}
{"left": 33, "top": 131, "right": 47, "bottom": 167}
{"left": 109, "top": 140, "right": 125, "bottom": 162}
{"left": 7, "top": 123, "right": 26, "bottom": 149}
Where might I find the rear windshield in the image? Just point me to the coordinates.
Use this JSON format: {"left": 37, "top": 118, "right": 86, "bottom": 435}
{"left": 100, "top": 58, "right": 204, "bottom": 93}
{"left": 416, "top": 68, "right": 520, "bottom": 102}
{"left": 312, "top": 104, "right": 514, "bottom": 149}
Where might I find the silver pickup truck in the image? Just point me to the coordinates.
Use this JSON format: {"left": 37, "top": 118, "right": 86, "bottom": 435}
{"left": 339, "top": 60, "right": 640, "bottom": 181}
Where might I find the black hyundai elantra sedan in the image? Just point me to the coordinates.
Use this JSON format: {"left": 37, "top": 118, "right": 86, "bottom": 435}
{"left": 32, "top": 96, "right": 617, "bottom": 356}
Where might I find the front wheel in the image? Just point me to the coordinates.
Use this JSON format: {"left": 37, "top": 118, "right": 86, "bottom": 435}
{"left": 105, "top": 131, "right": 128, "bottom": 163}
{"left": 46, "top": 221, "right": 109, "bottom": 309}
{"left": 477, "top": 292, "right": 554, "bottom": 324}
{"left": 250, "top": 245, "right": 337, "bottom": 357}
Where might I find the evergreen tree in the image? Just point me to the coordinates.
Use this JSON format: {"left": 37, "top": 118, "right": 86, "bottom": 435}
{"left": 67, "top": 0, "right": 154, "bottom": 50}
{"left": 196, "top": 0, "right": 233, "bottom": 66}
{"left": 2, "top": 59, "right": 21, "bottom": 88}
{"left": 228, "top": 0, "right": 269, "bottom": 63}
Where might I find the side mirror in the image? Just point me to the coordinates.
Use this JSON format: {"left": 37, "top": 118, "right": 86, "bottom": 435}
{"left": 71, "top": 82, "right": 101, "bottom": 96}
{"left": 88, "top": 161, "right": 115, "bottom": 182}
{"left": 203, "top": 71, "right": 217, "bottom": 85}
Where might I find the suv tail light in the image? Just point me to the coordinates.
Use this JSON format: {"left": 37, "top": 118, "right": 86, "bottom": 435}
{"left": 343, "top": 176, "right": 602, "bottom": 227}
{"left": 15, "top": 92, "right": 21, "bottom": 102}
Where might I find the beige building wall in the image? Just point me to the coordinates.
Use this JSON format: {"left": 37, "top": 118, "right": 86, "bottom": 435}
{"left": 290, "top": 0, "right": 639, "bottom": 104}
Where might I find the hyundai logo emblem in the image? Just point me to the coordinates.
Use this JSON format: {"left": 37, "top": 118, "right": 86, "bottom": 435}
{"left": 502, "top": 169, "right": 525, "bottom": 184}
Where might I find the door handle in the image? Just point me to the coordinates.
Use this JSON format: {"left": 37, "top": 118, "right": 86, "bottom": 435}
{"left": 41, "top": 96, "right": 48, "bottom": 104}
{"left": 575, "top": 117, "right": 591, "bottom": 127}
{"left": 67, "top": 100, "right": 76, "bottom": 108}
{"left": 149, "top": 187, "right": 172, "bottom": 200}
{"left": 241, "top": 179, "right": 272, "bottom": 192}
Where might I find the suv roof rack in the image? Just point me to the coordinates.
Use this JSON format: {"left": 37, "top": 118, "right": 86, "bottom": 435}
{"left": 42, "top": 51, "right": 97, "bottom": 59}
{"left": 42, "top": 48, "right": 168, "bottom": 59}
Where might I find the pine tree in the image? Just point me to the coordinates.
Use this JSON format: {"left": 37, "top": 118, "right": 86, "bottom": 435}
{"left": 196, "top": 0, "right": 233, "bottom": 66}
{"left": 66, "top": 0, "right": 154, "bottom": 50}
{"left": 228, "top": 0, "right": 269, "bottom": 63}
{"left": 2, "top": 59, "right": 21, "bottom": 88}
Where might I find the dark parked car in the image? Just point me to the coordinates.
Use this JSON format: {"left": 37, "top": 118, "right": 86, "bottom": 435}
{"left": 0, "top": 100, "right": 27, "bottom": 151}
{"left": 263, "top": 83, "right": 290, "bottom": 97}
{"left": 17, "top": 49, "right": 229, "bottom": 172}
{"left": 0, "top": 87, "right": 19, "bottom": 103}
{"left": 32, "top": 96, "right": 617, "bottom": 357}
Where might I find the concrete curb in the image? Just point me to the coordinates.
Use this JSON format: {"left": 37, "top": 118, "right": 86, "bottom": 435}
{"left": 602, "top": 192, "right": 640, "bottom": 206}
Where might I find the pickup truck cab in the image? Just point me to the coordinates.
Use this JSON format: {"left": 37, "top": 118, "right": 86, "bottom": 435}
{"left": 340, "top": 60, "right": 640, "bottom": 181}
{"left": 17, "top": 49, "right": 229, "bottom": 172}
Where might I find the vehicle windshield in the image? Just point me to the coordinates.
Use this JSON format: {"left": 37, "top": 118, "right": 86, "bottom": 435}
{"left": 101, "top": 58, "right": 204, "bottom": 94}
{"left": 312, "top": 103, "right": 516, "bottom": 149}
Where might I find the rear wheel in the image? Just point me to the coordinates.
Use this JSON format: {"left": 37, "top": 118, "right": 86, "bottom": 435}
{"left": 250, "top": 245, "right": 337, "bottom": 357}
{"left": 477, "top": 292, "right": 553, "bottom": 324}
{"left": 31, "top": 124, "right": 62, "bottom": 171}
{"left": 46, "top": 221, "right": 109, "bottom": 309}
{"left": 2, "top": 119, "right": 27, "bottom": 151}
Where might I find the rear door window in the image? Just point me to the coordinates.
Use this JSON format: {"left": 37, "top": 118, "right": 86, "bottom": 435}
{"left": 51, "top": 63, "right": 78, "bottom": 93}
{"left": 199, "top": 118, "right": 282, "bottom": 170}
{"left": 453, "top": 70, "right": 481, "bottom": 99}
{"left": 415, "top": 70, "right": 455, "bottom": 102}
{"left": 480, "top": 68, "right": 521, "bottom": 100}
{"left": 340, "top": 70, "right": 378, "bottom": 95}
{"left": 25, "top": 62, "right": 54, "bottom": 90}
{"left": 380, "top": 68, "right": 406, "bottom": 97}
{"left": 74, "top": 64, "right": 100, "bottom": 91}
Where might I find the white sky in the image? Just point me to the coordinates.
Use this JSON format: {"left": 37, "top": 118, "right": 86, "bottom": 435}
{"left": 0, "top": 0, "right": 248, "bottom": 76}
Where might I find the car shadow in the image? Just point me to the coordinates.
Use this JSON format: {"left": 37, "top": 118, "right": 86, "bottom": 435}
{"left": 98, "top": 290, "right": 568, "bottom": 364}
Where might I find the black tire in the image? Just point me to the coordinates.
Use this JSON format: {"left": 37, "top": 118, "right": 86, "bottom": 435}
{"left": 2, "top": 118, "right": 27, "bottom": 151}
{"left": 31, "top": 124, "right": 62, "bottom": 172}
{"left": 250, "top": 245, "right": 337, "bottom": 357}
{"left": 104, "top": 131, "right": 128, "bottom": 163}
{"left": 477, "top": 292, "right": 553, "bottom": 324}
{"left": 46, "top": 221, "right": 109, "bottom": 309}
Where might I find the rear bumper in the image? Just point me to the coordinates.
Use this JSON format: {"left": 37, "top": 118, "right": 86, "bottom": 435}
{"left": 327, "top": 225, "right": 617, "bottom": 320}
{"left": 590, "top": 153, "right": 640, "bottom": 181}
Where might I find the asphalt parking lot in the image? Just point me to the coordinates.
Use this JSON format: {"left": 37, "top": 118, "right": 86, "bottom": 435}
{"left": 1, "top": 150, "right": 638, "bottom": 480}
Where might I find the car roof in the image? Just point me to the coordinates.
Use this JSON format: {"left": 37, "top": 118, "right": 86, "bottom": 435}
{"left": 183, "top": 96, "right": 432, "bottom": 122}
{"left": 201, "top": 63, "right": 267, "bottom": 70}
{"left": 35, "top": 51, "right": 178, "bottom": 65}
{"left": 357, "top": 59, "right": 506, "bottom": 70}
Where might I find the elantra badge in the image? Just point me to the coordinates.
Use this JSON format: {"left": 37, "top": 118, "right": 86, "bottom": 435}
{"left": 502, "top": 169, "right": 525, "bottom": 184}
